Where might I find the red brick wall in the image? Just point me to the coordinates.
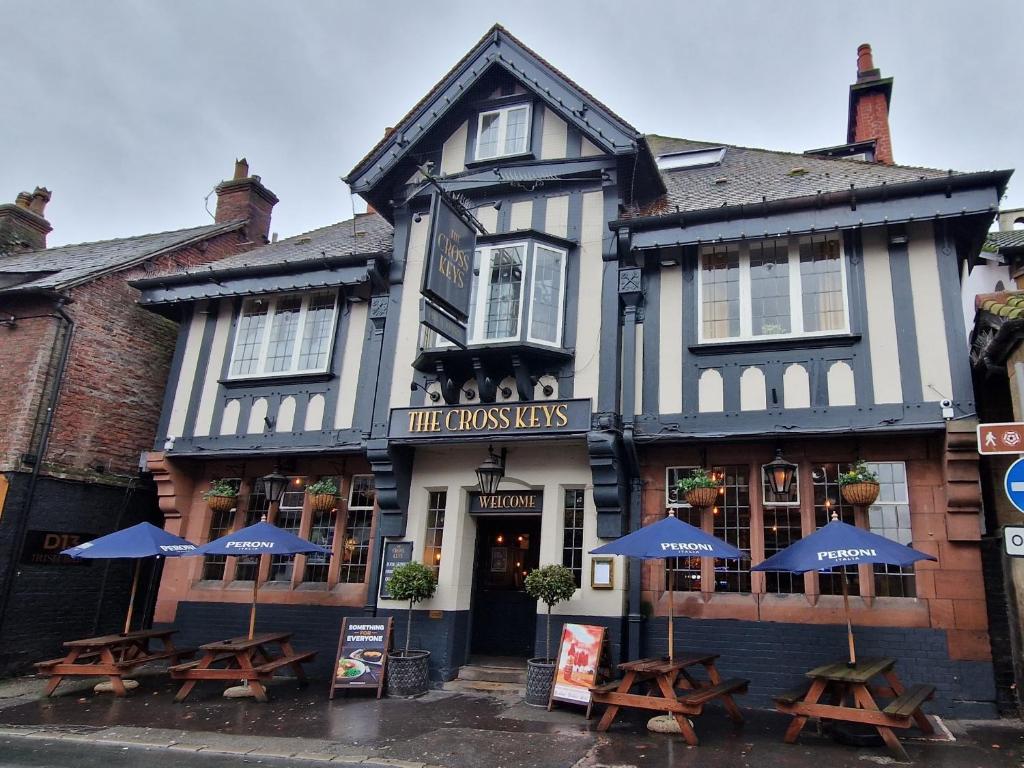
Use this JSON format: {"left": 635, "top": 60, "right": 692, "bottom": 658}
{"left": 853, "top": 91, "right": 893, "bottom": 164}
{"left": 42, "top": 230, "right": 247, "bottom": 480}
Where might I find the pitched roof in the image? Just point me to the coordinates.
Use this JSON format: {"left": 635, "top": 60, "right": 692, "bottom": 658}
{"left": 638, "top": 135, "right": 966, "bottom": 217}
{"left": 987, "top": 230, "right": 1024, "bottom": 253}
{"left": 976, "top": 291, "right": 1024, "bottom": 319}
{"left": 145, "top": 213, "right": 393, "bottom": 281}
{"left": 0, "top": 220, "right": 243, "bottom": 294}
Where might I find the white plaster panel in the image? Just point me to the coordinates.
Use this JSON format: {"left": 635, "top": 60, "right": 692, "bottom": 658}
{"left": 192, "top": 300, "right": 232, "bottom": 437}
{"left": 509, "top": 200, "right": 533, "bottom": 232}
{"left": 861, "top": 227, "right": 903, "bottom": 404}
{"left": 440, "top": 120, "right": 468, "bottom": 176}
{"left": 783, "top": 364, "right": 810, "bottom": 409}
{"left": 166, "top": 303, "right": 207, "bottom": 438}
{"left": 827, "top": 361, "right": 856, "bottom": 406}
{"left": 389, "top": 214, "right": 429, "bottom": 409}
{"left": 908, "top": 222, "right": 954, "bottom": 402}
{"left": 334, "top": 301, "right": 367, "bottom": 429}
{"left": 276, "top": 396, "right": 295, "bottom": 432}
{"left": 539, "top": 107, "right": 567, "bottom": 160}
{"left": 739, "top": 367, "right": 767, "bottom": 411}
{"left": 573, "top": 190, "right": 604, "bottom": 402}
{"left": 219, "top": 399, "right": 240, "bottom": 436}
{"left": 659, "top": 266, "right": 683, "bottom": 414}
{"left": 304, "top": 393, "right": 325, "bottom": 431}
{"left": 247, "top": 397, "right": 268, "bottom": 434}
{"left": 544, "top": 195, "right": 569, "bottom": 239}
{"left": 580, "top": 137, "right": 602, "bottom": 157}
{"left": 698, "top": 369, "right": 724, "bottom": 413}
{"left": 475, "top": 204, "right": 499, "bottom": 234}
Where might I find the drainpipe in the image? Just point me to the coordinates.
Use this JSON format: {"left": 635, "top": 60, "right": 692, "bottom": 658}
{"left": 620, "top": 287, "right": 644, "bottom": 661}
{"left": 0, "top": 302, "right": 74, "bottom": 641}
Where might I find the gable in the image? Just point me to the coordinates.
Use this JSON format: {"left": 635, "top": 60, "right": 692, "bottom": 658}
{"left": 344, "top": 25, "right": 643, "bottom": 211}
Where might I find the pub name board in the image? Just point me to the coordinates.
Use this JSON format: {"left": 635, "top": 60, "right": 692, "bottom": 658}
{"left": 389, "top": 399, "right": 592, "bottom": 440}
{"left": 421, "top": 193, "right": 476, "bottom": 322}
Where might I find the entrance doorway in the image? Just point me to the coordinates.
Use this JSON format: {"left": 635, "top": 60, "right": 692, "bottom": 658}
{"left": 470, "top": 515, "right": 541, "bottom": 657}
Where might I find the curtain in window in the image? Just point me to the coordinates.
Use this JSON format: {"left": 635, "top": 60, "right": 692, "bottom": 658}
{"left": 800, "top": 239, "right": 844, "bottom": 332}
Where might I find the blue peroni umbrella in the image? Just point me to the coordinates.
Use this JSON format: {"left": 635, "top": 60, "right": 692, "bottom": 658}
{"left": 197, "top": 521, "right": 330, "bottom": 638}
{"left": 591, "top": 514, "right": 745, "bottom": 660}
{"left": 753, "top": 517, "right": 936, "bottom": 664}
{"left": 61, "top": 522, "right": 199, "bottom": 633}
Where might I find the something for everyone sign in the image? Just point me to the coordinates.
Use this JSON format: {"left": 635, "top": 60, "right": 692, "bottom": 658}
{"left": 330, "top": 617, "right": 392, "bottom": 699}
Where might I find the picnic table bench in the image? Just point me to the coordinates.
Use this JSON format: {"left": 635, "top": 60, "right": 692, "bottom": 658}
{"left": 35, "top": 629, "right": 193, "bottom": 697}
{"left": 169, "top": 632, "right": 315, "bottom": 703}
{"left": 774, "top": 657, "right": 935, "bottom": 761}
{"left": 589, "top": 653, "right": 749, "bottom": 745}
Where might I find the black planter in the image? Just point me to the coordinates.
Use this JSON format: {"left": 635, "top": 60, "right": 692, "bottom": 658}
{"left": 525, "top": 658, "right": 555, "bottom": 707}
{"left": 387, "top": 650, "right": 431, "bottom": 697}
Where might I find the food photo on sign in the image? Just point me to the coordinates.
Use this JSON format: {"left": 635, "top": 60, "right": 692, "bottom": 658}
{"left": 551, "top": 623, "right": 605, "bottom": 706}
{"left": 330, "top": 617, "right": 392, "bottom": 699}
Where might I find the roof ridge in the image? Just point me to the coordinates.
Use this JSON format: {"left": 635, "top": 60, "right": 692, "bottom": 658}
{"left": 2, "top": 219, "right": 242, "bottom": 259}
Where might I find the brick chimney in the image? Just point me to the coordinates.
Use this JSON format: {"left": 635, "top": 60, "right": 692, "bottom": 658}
{"left": 0, "top": 187, "right": 52, "bottom": 252}
{"left": 847, "top": 43, "right": 894, "bottom": 164}
{"left": 214, "top": 159, "right": 278, "bottom": 245}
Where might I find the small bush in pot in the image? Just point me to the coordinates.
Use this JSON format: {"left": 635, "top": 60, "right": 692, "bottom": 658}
{"left": 203, "top": 480, "right": 237, "bottom": 513}
{"left": 839, "top": 461, "right": 880, "bottom": 507}
{"left": 385, "top": 561, "right": 437, "bottom": 697}
{"left": 676, "top": 468, "right": 722, "bottom": 509}
{"left": 306, "top": 478, "right": 338, "bottom": 513}
{"left": 523, "top": 564, "right": 578, "bottom": 706}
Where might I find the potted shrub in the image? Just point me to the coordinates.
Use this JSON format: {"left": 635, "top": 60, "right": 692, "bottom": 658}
{"left": 203, "top": 480, "right": 237, "bottom": 513}
{"left": 676, "top": 468, "right": 721, "bottom": 509}
{"left": 385, "top": 561, "right": 438, "bottom": 697}
{"left": 523, "top": 564, "right": 578, "bottom": 706}
{"left": 306, "top": 478, "right": 338, "bottom": 513}
{"left": 839, "top": 461, "right": 880, "bottom": 507}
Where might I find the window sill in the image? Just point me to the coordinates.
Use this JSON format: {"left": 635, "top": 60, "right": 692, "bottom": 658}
{"left": 465, "top": 151, "right": 536, "bottom": 169}
{"left": 220, "top": 371, "right": 335, "bottom": 388}
{"left": 689, "top": 333, "right": 861, "bottom": 355}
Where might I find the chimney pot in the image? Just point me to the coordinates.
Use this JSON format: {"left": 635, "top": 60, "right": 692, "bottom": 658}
{"left": 233, "top": 158, "right": 249, "bottom": 180}
{"left": 14, "top": 192, "right": 32, "bottom": 209}
{"left": 857, "top": 44, "right": 874, "bottom": 74}
{"left": 28, "top": 187, "right": 51, "bottom": 217}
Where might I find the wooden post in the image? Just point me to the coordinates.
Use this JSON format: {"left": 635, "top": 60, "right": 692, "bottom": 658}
{"left": 248, "top": 556, "right": 262, "bottom": 640}
{"left": 841, "top": 570, "right": 856, "bottom": 667}
{"left": 123, "top": 560, "right": 142, "bottom": 635}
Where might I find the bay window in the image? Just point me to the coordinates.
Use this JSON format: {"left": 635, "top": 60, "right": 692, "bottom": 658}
{"left": 697, "top": 235, "right": 848, "bottom": 342}
{"left": 228, "top": 290, "right": 338, "bottom": 378}
{"left": 475, "top": 104, "right": 531, "bottom": 161}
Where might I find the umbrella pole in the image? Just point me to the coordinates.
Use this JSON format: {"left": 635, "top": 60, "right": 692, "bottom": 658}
{"left": 248, "top": 554, "right": 262, "bottom": 640}
{"left": 841, "top": 570, "right": 856, "bottom": 667}
{"left": 668, "top": 560, "right": 674, "bottom": 662}
{"left": 123, "top": 560, "right": 141, "bottom": 635}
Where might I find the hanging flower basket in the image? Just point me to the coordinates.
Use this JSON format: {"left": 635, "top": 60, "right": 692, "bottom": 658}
{"left": 308, "top": 493, "right": 337, "bottom": 513}
{"left": 206, "top": 495, "right": 235, "bottom": 513}
{"left": 841, "top": 482, "right": 880, "bottom": 507}
{"left": 684, "top": 486, "right": 720, "bottom": 509}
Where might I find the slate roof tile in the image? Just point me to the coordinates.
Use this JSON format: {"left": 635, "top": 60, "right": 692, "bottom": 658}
{"left": 976, "top": 291, "right": 1024, "bottom": 318}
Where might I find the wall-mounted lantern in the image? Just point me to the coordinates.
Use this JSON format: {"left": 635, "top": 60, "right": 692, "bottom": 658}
{"left": 475, "top": 446, "right": 506, "bottom": 494}
{"left": 763, "top": 449, "right": 798, "bottom": 497}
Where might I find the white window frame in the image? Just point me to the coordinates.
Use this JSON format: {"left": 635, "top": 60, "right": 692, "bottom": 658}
{"left": 666, "top": 466, "right": 699, "bottom": 509}
{"left": 526, "top": 243, "right": 568, "bottom": 346}
{"left": 865, "top": 461, "right": 912, "bottom": 544}
{"left": 470, "top": 241, "right": 529, "bottom": 344}
{"left": 227, "top": 290, "right": 339, "bottom": 380}
{"left": 696, "top": 235, "right": 850, "bottom": 344}
{"left": 474, "top": 103, "right": 533, "bottom": 162}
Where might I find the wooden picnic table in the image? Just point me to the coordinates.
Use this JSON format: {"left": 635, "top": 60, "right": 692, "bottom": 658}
{"left": 589, "top": 653, "right": 749, "bottom": 745}
{"left": 35, "top": 629, "right": 193, "bottom": 697}
{"left": 169, "top": 632, "right": 316, "bottom": 703}
{"left": 774, "top": 657, "right": 935, "bottom": 761}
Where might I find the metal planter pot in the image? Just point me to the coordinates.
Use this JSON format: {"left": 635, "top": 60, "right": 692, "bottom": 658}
{"left": 387, "top": 650, "right": 431, "bottom": 697}
{"left": 525, "top": 658, "right": 555, "bottom": 707}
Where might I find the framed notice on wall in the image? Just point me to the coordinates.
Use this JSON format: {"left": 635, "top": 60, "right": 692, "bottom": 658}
{"left": 329, "top": 617, "right": 392, "bottom": 699}
{"left": 549, "top": 623, "right": 606, "bottom": 709}
{"left": 379, "top": 541, "right": 413, "bottom": 600}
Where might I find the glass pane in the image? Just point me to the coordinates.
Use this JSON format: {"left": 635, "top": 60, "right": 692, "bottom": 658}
{"left": 298, "top": 291, "right": 335, "bottom": 370}
{"left": 711, "top": 465, "right": 751, "bottom": 593}
{"left": 800, "top": 238, "right": 845, "bottom": 332}
{"left": 483, "top": 246, "right": 523, "bottom": 339}
{"left": 265, "top": 296, "right": 302, "bottom": 373}
{"left": 201, "top": 478, "right": 240, "bottom": 581}
{"left": 424, "top": 491, "right": 446, "bottom": 576}
{"left": 666, "top": 506, "right": 703, "bottom": 591}
{"left": 234, "top": 480, "right": 270, "bottom": 581}
{"left": 562, "top": 489, "right": 585, "bottom": 587}
{"left": 866, "top": 462, "right": 915, "bottom": 597}
{"left": 812, "top": 464, "right": 859, "bottom": 596}
{"left": 763, "top": 504, "right": 803, "bottom": 593}
{"left": 530, "top": 246, "right": 563, "bottom": 344}
{"left": 477, "top": 112, "right": 500, "bottom": 159}
{"left": 231, "top": 299, "right": 268, "bottom": 376}
{"left": 269, "top": 477, "right": 306, "bottom": 581}
{"left": 503, "top": 107, "right": 529, "bottom": 155}
{"left": 700, "top": 246, "right": 740, "bottom": 339}
{"left": 749, "top": 240, "right": 791, "bottom": 335}
{"left": 339, "top": 475, "right": 376, "bottom": 584}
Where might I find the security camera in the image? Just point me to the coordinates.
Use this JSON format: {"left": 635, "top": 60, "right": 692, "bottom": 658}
{"left": 940, "top": 399, "right": 954, "bottom": 420}
{"left": 940, "top": 399, "right": 953, "bottom": 409}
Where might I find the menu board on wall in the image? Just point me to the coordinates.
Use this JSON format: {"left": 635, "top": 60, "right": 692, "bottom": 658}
{"left": 379, "top": 541, "right": 414, "bottom": 600}
{"left": 329, "top": 617, "right": 392, "bottom": 699}
{"left": 549, "top": 623, "right": 606, "bottom": 708}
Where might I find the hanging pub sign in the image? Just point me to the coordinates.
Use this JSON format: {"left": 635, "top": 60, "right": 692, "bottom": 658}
{"left": 378, "top": 540, "right": 414, "bottom": 600}
{"left": 469, "top": 491, "right": 544, "bottom": 515}
{"left": 549, "top": 623, "right": 607, "bottom": 710}
{"left": 329, "top": 616, "right": 392, "bottom": 699}
{"left": 421, "top": 192, "right": 476, "bottom": 323}
{"left": 421, "top": 299, "right": 467, "bottom": 349}
{"left": 389, "top": 399, "right": 592, "bottom": 440}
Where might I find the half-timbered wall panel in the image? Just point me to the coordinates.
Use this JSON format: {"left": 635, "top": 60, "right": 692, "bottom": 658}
{"left": 166, "top": 303, "right": 207, "bottom": 439}
{"left": 908, "top": 222, "right": 954, "bottom": 403}
{"left": 862, "top": 226, "right": 903, "bottom": 404}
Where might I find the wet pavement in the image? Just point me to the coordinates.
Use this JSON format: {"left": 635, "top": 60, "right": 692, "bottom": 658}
{"left": 0, "top": 672, "right": 1022, "bottom": 768}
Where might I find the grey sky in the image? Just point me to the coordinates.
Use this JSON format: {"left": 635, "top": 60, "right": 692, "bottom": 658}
{"left": 3, "top": 0, "right": 1022, "bottom": 247}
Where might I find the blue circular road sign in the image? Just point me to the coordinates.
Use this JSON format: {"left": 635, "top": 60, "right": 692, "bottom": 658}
{"left": 1005, "top": 458, "right": 1024, "bottom": 513}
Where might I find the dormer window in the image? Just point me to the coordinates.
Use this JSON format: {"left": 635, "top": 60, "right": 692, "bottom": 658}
{"left": 228, "top": 290, "right": 338, "bottom": 378}
{"left": 475, "top": 104, "right": 531, "bottom": 161}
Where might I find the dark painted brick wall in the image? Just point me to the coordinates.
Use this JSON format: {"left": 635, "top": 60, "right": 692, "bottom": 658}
{"left": 0, "top": 473, "right": 162, "bottom": 674}
{"left": 642, "top": 617, "right": 997, "bottom": 719}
